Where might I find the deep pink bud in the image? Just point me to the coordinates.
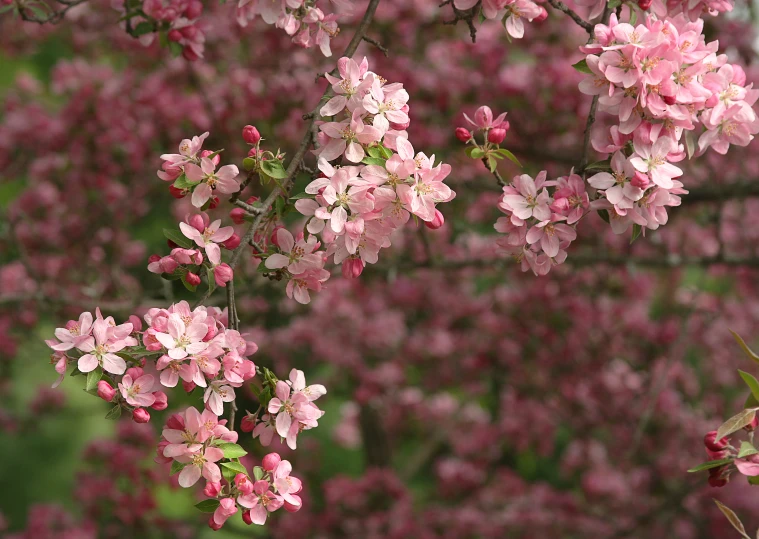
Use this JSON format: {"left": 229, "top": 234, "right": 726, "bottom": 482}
{"left": 240, "top": 414, "right": 256, "bottom": 433}
{"left": 534, "top": 6, "right": 548, "bottom": 22}
{"left": 182, "top": 45, "right": 200, "bottom": 62}
{"left": 283, "top": 496, "right": 302, "bottom": 513}
{"left": 184, "top": 0, "right": 203, "bottom": 19}
{"left": 235, "top": 473, "right": 254, "bottom": 495}
{"left": 128, "top": 314, "right": 142, "bottom": 332}
{"left": 745, "top": 417, "right": 759, "bottom": 431}
{"left": 342, "top": 258, "right": 364, "bottom": 279}
{"left": 230, "top": 208, "right": 246, "bottom": 225}
{"left": 208, "top": 516, "right": 222, "bottom": 531}
{"left": 180, "top": 25, "right": 198, "bottom": 39}
{"left": 246, "top": 196, "right": 259, "bottom": 204}
{"left": 638, "top": 0, "right": 652, "bottom": 9}
{"left": 262, "top": 452, "right": 281, "bottom": 472}
{"left": 242, "top": 510, "right": 253, "bottom": 525}
{"left": 126, "top": 367, "right": 144, "bottom": 380}
{"left": 188, "top": 214, "right": 206, "bottom": 233}
{"left": 200, "top": 150, "right": 221, "bottom": 167}
{"left": 424, "top": 209, "right": 445, "bottom": 230}
{"left": 389, "top": 120, "right": 411, "bottom": 130}
{"left": 550, "top": 197, "right": 570, "bottom": 214}
{"left": 662, "top": 94, "right": 677, "bottom": 106}
{"left": 270, "top": 225, "right": 285, "bottom": 247}
{"left": 132, "top": 408, "right": 151, "bottom": 423}
{"left": 204, "top": 481, "right": 222, "bottom": 497}
{"left": 209, "top": 196, "right": 220, "bottom": 210}
{"left": 242, "top": 125, "right": 261, "bottom": 145}
{"left": 182, "top": 380, "right": 196, "bottom": 393}
{"left": 488, "top": 128, "right": 507, "bottom": 144}
{"left": 185, "top": 272, "right": 202, "bottom": 286}
{"left": 151, "top": 391, "right": 168, "bottom": 410}
{"left": 223, "top": 234, "right": 241, "bottom": 250}
{"left": 631, "top": 171, "right": 650, "bottom": 190}
{"left": 708, "top": 466, "right": 728, "bottom": 487}
{"left": 148, "top": 254, "right": 161, "bottom": 264}
{"left": 97, "top": 381, "right": 116, "bottom": 402}
{"left": 168, "top": 29, "right": 183, "bottom": 42}
{"left": 168, "top": 185, "right": 186, "bottom": 199}
{"left": 214, "top": 264, "right": 234, "bottom": 287}
{"left": 704, "top": 431, "right": 729, "bottom": 452}
{"left": 706, "top": 447, "right": 728, "bottom": 460}
{"left": 455, "top": 127, "right": 471, "bottom": 142}
{"left": 166, "top": 413, "right": 185, "bottom": 430}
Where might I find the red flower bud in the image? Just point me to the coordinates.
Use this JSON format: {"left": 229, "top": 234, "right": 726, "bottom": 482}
{"left": 270, "top": 226, "right": 285, "bottom": 247}
{"left": 148, "top": 254, "right": 161, "bottom": 264}
{"left": 184, "top": 0, "right": 203, "bottom": 19}
{"left": 488, "top": 128, "right": 507, "bottom": 144}
{"left": 240, "top": 414, "right": 256, "bottom": 432}
{"left": 631, "top": 171, "right": 650, "bottom": 190}
{"left": 638, "top": 0, "right": 652, "bottom": 9}
{"left": 182, "top": 45, "right": 200, "bottom": 62}
{"left": 704, "top": 430, "right": 728, "bottom": 452}
{"left": 455, "top": 127, "right": 471, "bottom": 142}
{"left": 424, "top": 209, "right": 445, "bottom": 230}
{"left": 168, "top": 29, "right": 183, "bottom": 42}
{"left": 182, "top": 380, "right": 196, "bottom": 393}
{"left": 242, "top": 125, "right": 261, "bottom": 145}
{"left": 132, "top": 408, "right": 151, "bottom": 423}
{"left": 223, "top": 233, "right": 241, "bottom": 250}
{"left": 534, "top": 6, "right": 548, "bottom": 22}
{"left": 208, "top": 516, "right": 222, "bottom": 531}
{"left": 242, "top": 510, "right": 253, "bottom": 525}
{"left": 230, "top": 208, "right": 246, "bottom": 225}
{"left": 204, "top": 481, "right": 221, "bottom": 498}
{"left": 97, "top": 381, "right": 116, "bottom": 402}
{"left": 128, "top": 314, "right": 142, "bottom": 332}
{"left": 185, "top": 272, "right": 202, "bottom": 287}
{"left": 126, "top": 367, "right": 144, "bottom": 379}
{"left": 283, "top": 497, "right": 302, "bottom": 513}
{"left": 342, "top": 257, "right": 364, "bottom": 279}
{"left": 262, "top": 452, "right": 281, "bottom": 471}
{"left": 246, "top": 196, "right": 259, "bottom": 204}
{"left": 200, "top": 150, "right": 221, "bottom": 167}
{"left": 209, "top": 196, "right": 220, "bottom": 210}
{"left": 151, "top": 391, "right": 168, "bottom": 410}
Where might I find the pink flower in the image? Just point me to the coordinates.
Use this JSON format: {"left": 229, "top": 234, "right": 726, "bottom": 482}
{"left": 212, "top": 498, "right": 238, "bottom": 527}
{"left": 318, "top": 109, "right": 383, "bottom": 163}
{"left": 286, "top": 268, "right": 331, "bottom": 304}
{"left": 252, "top": 414, "right": 277, "bottom": 446}
{"left": 77, "top": 319, "right": 128, "bottom": 375}
{"left": 272, "top": 460, "right": 302, "bottom": 507}
{"left": 118, "top": 373, "right": 157, "bottom": 407}
{"left": 204, "top": 380, "right": 235, "bottom": 416}
{"left": 525, "top": 218, "right": 578, "bottom": 258}
{"left": 237, "top": 480, "right": 284, "bottom": 525}
{"left": 629, "top": 138, "right": 682, "bottom": 189}
{"left": 154, "top": 313, "right": 209, "bottom": 360}
{"left": 49, "top": 312, "right": 93, "bottom": 351}
{"left": 587, "top": 151, "right": 646, "bottom": 210}
{"left": 175, "top": 445, "right": 224, "bottom": 488}
{"left": 321, "top": 56, "right": 371, "bottom": 116}
{"left": 500, "top": 172, "right": 552, "bottom": 224}
{"left": 185, "top": 157, "right": 240, "bottom": 208}
{"left": 503, "top": 0, "right": 542, "bottom": 39}
{"left": 463, "top": 105, "right": 508, "bottom": 131}
{"left": 397, "top": 163, "right": 453, "bottom": 222}
{"left": 179, "top": 214, "right": 235, "bottom": 248}
{"left": 264, "top": 228, "right": 323, "bottom": 274}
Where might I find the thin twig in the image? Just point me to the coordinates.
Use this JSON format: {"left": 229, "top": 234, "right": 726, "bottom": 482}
{"left": 545, "top": 0, "right": 593, "bottom": 32}
{"left": 362, "top": 35, "right": 388, "bottom": 56}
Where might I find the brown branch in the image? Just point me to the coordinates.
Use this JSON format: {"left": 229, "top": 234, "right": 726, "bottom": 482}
{"left": 545, "top": 0, "right": 593, "bottom": 32}
{"left": 362, "top": 35, "right": 388, "bottom": 56}
{"left": 442, "top": 0, "right": 480, "bottom": 42}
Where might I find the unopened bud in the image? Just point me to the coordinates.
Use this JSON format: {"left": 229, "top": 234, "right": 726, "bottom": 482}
{"left": 262, "top": 452, "right": 281, "bottom": 472}
{"left": 151, "top": 391, "right": 168, "bottom": 410}
{"left": 424, "top": 209, "right": 445, "bottom": 230}
{"left": 185, "top": 272, "right": 202, "bottom": 286}
{"left": 242, "top": 125, "right": 261, "bottom": 145}
{"left": 97, "top": 381, "right": 116, "bottom": 402}
{"left": 534, "top": 6, "right": 548, "bottom": 22}
{"left": 223, "top": 234, "right": 241, "bottom": 250}
{"left": 631, "top": 171, "right": 651, "bottom": 190}
{"left": 488, "top": 128, "right": 507, "bottom": 144}
{"left": 132, "top": 408, "right": 151, "bottom": 423}
{"left": 230, "top": 208, "right": 246, "bottom": 225}
{"left": 342, "top": 257, "right": 364, "bottom": 279}
{"left": 455, "top": 127, "right": 471, "bottom": 143}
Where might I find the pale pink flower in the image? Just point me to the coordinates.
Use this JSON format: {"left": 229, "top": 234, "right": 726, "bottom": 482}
{"left": 237, "top": 480, "right": 283, "bottom": 525}
{"left": 264, "top": 228, "right": 323, "bottom": 274}
{"left": 180, "top": 214, "right": 235, "bottom": 248}
{"left": 50, "top": 312, "right": 93, "bottom": 351}
{"left": 286, "top": 267, "right": 330, "bottom": 304}
{"left": 77, "top": 319, "right": 127, "bottom": 375}
{"left": 318, "top": 109, "right": 383, "bottom": 163}
{"left": 154, "top": 313, "right": 209, "bottom": 360}
{"left": 118, "top": 374, "right": 157, "bottom": 407}
{"left": 272, "top": 460, "right": 302, "bottom": 507}
{"left": 463, "top": 105, "right": 508, "bottom": 131}
{"left": 500, "top": 172, "right": 552, "bottom": 223}
{"left": 204, "top": 380, "right": 235, "bottom": 416}
{"left": 185, "top": 157, "right": 240, "bottom": 208}
{"left": 175, "top": 446, "right": 224, "bottom": 488}
{"left": 213, "top": 498, "right": 238, "bottom": 527}
{"left": 629, "top": 138, "right": 682, "bottom": 189}
{"left": 321, "top": 56, "right": 371, "bottom": 115}
{"left": 525, "top": 218, "right": 578, "bottom": 258}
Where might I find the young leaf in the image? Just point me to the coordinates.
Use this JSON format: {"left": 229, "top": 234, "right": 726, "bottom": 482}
{"left": 172, "top": 173, "right": 198, "bottom": 190}
{"left": 598, "top": 209, "right": 610, "bottom": 224}
{"left": 195, "top": 499, "right": 221, "bottom": 513}
{"left": 713, "top": 499, "right": 751, "bottom": 539}
{"left": 163, "top": 228, "right": 193, "bottom": 249}
{"left": 253, "top": 466, "right": 264, "bottom": 480}
{"left": 362, "top": 157, "right": 386, "bottom": 167}
{"left": 378, "top": 145, "right": 393, "bottom": 159}
{"left": 739, "top": 370, "right": 759, "bottom": 403}
{"left": 133, "top": 21, "right": 154, "bottom": 36}
{"left": 260, "top": 160, "right": 288, "bottom": 179}
{"left": 731, "top": 330, "right": 759, "bottom": 366}
{"left": 687, "top": 458, "right": 733, "bottom": 473}
{"left": 105, "top": 405, "right": 122, "bottom": 420}
{"left": 685, "top": 130, "right": 696, "bottom": 160}
{"left": 290, "top": 192, "right": 315, "bottom": 201}
{"left": 170, "top": 460, "right": 186, "bottom": 475}
{"left": 243, "top": 157, "right": 257, "bottom": 171}
{"left": 571, "top": 59, "right": 592, "bottom": 74}
{"left": 630, "top": 224, "right": 642, "bottom": 244}
{"left": 584, "top": 160, "right": 611, "bottom": 172}
{"left": 85, "top": 368, "right": 102, "bottom": 392}
{"left": 488, "top": 156, "right": 497, "bottom": 173}
{"left": 738, "top": 441, "right": 759, "bottom": 459}
{"left": 217, "top": 443, "right": 248, "bottom": 458}
{"left": 366, "top": 146, "right": 381, "bottom": 159}
{"left": 221, "top": 461, "right": 248, "bottom": 476}
{"left": 205, "top": 266, "right": 216, "bottom": 295}
{"left": 496, "top": 149, "right": 522, "bottom": 167}
{"left": 467, "top": 147, "right": 485, "bottom": 159}
{"left": 716, "top": 408, "right": 759, "bottom": 441}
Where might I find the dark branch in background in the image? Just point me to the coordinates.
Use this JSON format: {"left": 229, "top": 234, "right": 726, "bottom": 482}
{"left": 483, "top": 157, "right": 507, "bottom": 187}
{"left": 680, "top": 181, "right": 759, "bottom": 204}
{"left": 362, "top": 35, "right": 388, "bottom": 56}
{"left": 359, "top": 404, "right": 392, "bottom": 467}
{"left": 16, "top": 0, "right": 88, "bottom": 23}
{"left": 545, "top": 0, "right": 593, "bottom": 32}
{"left": 441, "top": 0, "right": 480, "bottom": 42}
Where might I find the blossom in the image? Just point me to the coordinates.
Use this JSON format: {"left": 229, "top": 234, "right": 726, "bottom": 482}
{"left": 175, "top": 445, "right": 224, "bottom": 488}
{"left": 463, "top": 105, "right": 508, "bottom": 131}
{"left": 49, "top": 312, "right": 93, "bottom": 351}
{"left": 237, "top": 480, "right": 284, "bottom": 525}
{"left": 185, "top": 157, "right": 240, "bottom": 208}
{"left": 204, "top": 380, "right": 235, "bottom": 416}
{"left": 77, "top": 319, "right": 128, "bottom": 375}
{"left": 272, "top": 460, "right": 302, "bottom": 507}
{"left": 286, "top": 268, "right": 331, "bottom": 304}
{"left": 525, "top": 218, "right": 578, "bottom": 258}
{"left": 587, "top": 151, "right": 646, "bottom": 210}
{"left": 318, "top": 109, "right": 383, "bottom": 163}
{"left": 154, "top": 313, "right": 209, "bottom": 360}
{"left": 213, "top": 498, "right": 238, "bottom": 527}
{"left": 500, "top": 172, "right": 552, "bottom": 224}
{"left": 264, "top": 228, "right": 323, "bottom": 274}
{"left": 118, "top": 373, "right": 157, "bottom": 407}
{"left": 179, "top": 213, "right": 235, "bottom": 248}
{"left": 629, "top": 138, "right": 683, "bottom": 189}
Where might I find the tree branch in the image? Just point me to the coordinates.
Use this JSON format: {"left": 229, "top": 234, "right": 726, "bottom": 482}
{"left": 545, "top": 0, "right": 593, "bottom": 32}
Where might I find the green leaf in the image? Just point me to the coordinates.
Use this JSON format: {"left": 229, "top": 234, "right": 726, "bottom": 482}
{"left": 629, "top": 8, "right": 637, "bottom": 26}
{"left": 598, "top": 209, "right": 610, "bottom": 224}
{"left": 163, "top": 228, "right": 193, "bottom": 249}
{"left": 366, "top": 146, "right": 382, "bottom": 159}
{"left": 217, "top": 443, "right": 248, "bottom": 458}
{"left": 105, "top": 405, "right": 122, "bottom": 420}
{"left": 748, "top": 475, "right": 759, "bottom": 486}
{"left": 181, "top": 274, "right": 197, "bottom": 293}
{"left": 467, "top": 147, "right": 485, "bottom": 159}
{"left": 746, "top": 393, "right": 759, "bottom": 409}
{"left": 172, "top": 173, "right": 198, "bottom": 190}
{"left": 243, "top": 157, "right": 257, "bottom": 171}
{"left": 716, "top": 408, "right": 759, "bottom": 441}
{"left": 739, "top": 370, "right": 759, "bottom": 404}
{"left": 606, "top": 0, "right": 622, "bottom": 8}
{"left": 85, "top": 368, "right": 102, "bottom": 392}
{"left": 362, "top": 157, "right": 386, "bottom": 167}
{"left": 169, "top": 41, "right": 183, "bottom": 57}
{"left": 221, "top": 461, "right": 248, "bottom": 476}
{"left": 170, "top": 460, "right": 186, "bottom": 476}
{"left": 738, "top": 441, "right": 759, "bottom": 459}
{"left": 585, "top": 160, "right": 611, "bottom": 172}
{"left": 487, "top": 156, "right": 497, "bottom": 173}
{"left": 261, "top": 160, "right": 288, "bottom": 179}
{"left": 253, "top": 466, "right": 264, "bottom": 481}
{"left": 713, "top": 499, "right": 751, "bottom": 539}
{"left": 572, "top": 59, "right": 593, "bottom": 74}
{"left": 195, "top": 499, "right": 221, "bottom": 513}
{"left": 275, "top": 196, "right": 285, "bottom": 221}
{"left": 290, "top": 192, "right": 314, "bottom": 201}
{"left": 0, "top": 4, "right": 16, "bottom": 14}
{"left": 496, "top": 149, "right": 522, "bottom": 167}
{"left": 686, "top": 458, "right": 733, "bottom": 473}
{"left": 133, "top": 21, "right": 154, "bottom": 36}
{"left": 630, "top": 224, "right": 642, "bottom": 244}
{"left": 731, "top": 330, "right": 759, "bottom": 366}
{"left": 378, "top": 145, "right": 393, "bottom": 159}
{"left": 205, "top": 266, "right": 216, "bottom": 295}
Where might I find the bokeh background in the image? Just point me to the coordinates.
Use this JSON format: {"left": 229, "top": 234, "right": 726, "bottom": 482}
{"left": 3, "top": 0, "right": 759, "bottom": 537}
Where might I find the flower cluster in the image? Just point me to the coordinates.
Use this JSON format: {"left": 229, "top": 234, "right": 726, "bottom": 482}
{"left": 270, "top": 56, "right": 455, "bottom": 294}
{"left": 581, "top": 13, "right": 758, "bottom": 234}
{"left": 451, "top": 0, "right": 546, "bottom": 40}
{"left": 236, "top": 0, "right": 352, "bottom": 57}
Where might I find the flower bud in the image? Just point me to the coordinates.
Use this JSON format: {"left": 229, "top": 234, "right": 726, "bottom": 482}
{"left": 488, "top": 128, "right": 507, "bottom": 144}
{"left": 638, "top": 0, "right": 652, "bottom": 9}
{"left": 182, "top": 45, "right": 200, "bottom": 62}
{"left": 184, "top": 0, "right": 203, "bottom": 19}
{"left": 230, "top": 208, "right": 246, "bottom": 225}
{"left": 166, "top": 413, "right": 185, "bottom": 430}
{"left": 200, "top": 150, "right": 221, "bottom": 167}
{"left": 243, "top": 125, "right": 261, "bottom": 145}
{"left": 128, "top": 314, "right": 143, "bottom": 332}
{"left": 208, "top": 516, "right": 222, "bottom": 531}
{"left": 745, "top": 416, "right": 759, "bottom": 432}
{"left": 188, "top": 214, "right": 206, "bottom": 232}
{"left": 455, "top": 127, "right": 471, "bottom": 142}
{"left": 631, "top": 171, "right": 650, "bottom": 190}
{"left": 246, "top": 196, "right": 259, "bottom": 205}
{"left": 209, "top": 196, "right": 220, "bottom": 210}
{"left": 240, "top": 414, "right": 256, "bottom": 433}
{"left": 708, "top": 466, "right": 728, "bottom": 487}
{"left": 223, "top": 234, "right": 241, "bottom": 250}
{"left": 168, "top": 185, "right": 186, "bottom": 199}
{"left": 262, "top": 452, "right": 281, "bottom": 472}
{"left": 97, "top": 381, "right": 117, "bottom": 402}
{"left": 185, "top": 272, "right": 202, "bottom": 287}
{"left": 148, "top": 254, "right": 161, "bottom": 264}
{"left": 284, "top": 496, "right": 302, "bottom": 513}
{"left": 270, "top": 225, "right": 285, "bottom": 247}
{"left": 424, "top": 209, "right": 445, "bottom": 230}
{"left": 534, "top": 6, "right": 548, "bottom": 22}
{"left": 342, "top": 257, "right": 364, "bottom": 279}
{"left": 204, "top": 481, "right": 222, "bottom": 497}
{"left": 242, "top": 510, "right": 253, "bottom": 525}
{"left": 168, "top": 29, "right": 183, "bottom": 42}
{"left": 235, "top": 473, "right": 254, "bottom": 495}
{"left": 182, "top": 380, "right": 197, "bottom": 393}
{"left": 214, "top": 264, "right": 234, "bottom": 287}
{"left": 126, "top": 367, "right": 144, "bottom": 380}
{"left": 704, "top": 430, "right": 728, "bottom": 452}
{"left": 151, "top": 391, "right": 168, "bottom": 410}
{"left": 132, "top": 408, "right": 151, "bottom": 423}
